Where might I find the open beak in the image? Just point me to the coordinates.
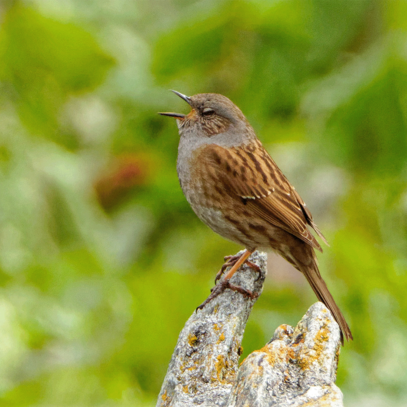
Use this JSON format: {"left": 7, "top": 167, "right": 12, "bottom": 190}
{"left": 170, "top": 90, "right": 192, "bottom": 105}
{"left": 158, "top": 90, "right": 192, "bottom": 119}
{"left": 158, "top": 112, "right": 186, "bottom": 118}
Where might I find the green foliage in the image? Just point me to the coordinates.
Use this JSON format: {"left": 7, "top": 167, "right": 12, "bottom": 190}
{"left": 0, "top": 5, "right": 114, "bottom": 146}
{"left": 0, "top": 0, "right": 407, "bottom": 406}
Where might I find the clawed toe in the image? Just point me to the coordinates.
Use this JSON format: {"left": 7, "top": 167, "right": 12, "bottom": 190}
{"left": 214, "top": 262, "right": 231, "bottom": 283}
{"left": 245, "top": 260, "right": 261, "bottom": 273}
{"left": 197, "top": 282, "right": 226, "bottom": 310}
{"left": 199, "top": 250, "right": 261, "bottom": 311}
{"left": 226, "top": 281, "right": 257, "bottom": 299}
{"left": 215, "top": 256, "right": 261, "bottom": 284}
{"left": 215, "top": 256, "right": 236, "bottom": 283}
{"left": 224, "top": 254, "right": 240, "bottom": 262}
{"left": 197, "top": 279, "right": 257, "bottom": 311}
{"left": 245, "top": 260, "right": 262, "bottom": 281}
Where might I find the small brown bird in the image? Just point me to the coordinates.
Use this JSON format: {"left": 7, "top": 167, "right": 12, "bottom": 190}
{"left": 160, "top": 91, "right": 352, "bottom": 343}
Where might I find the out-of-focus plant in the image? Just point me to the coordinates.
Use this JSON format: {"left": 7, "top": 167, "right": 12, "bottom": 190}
{"left": 0, "top": 0, "right": 406, "bottom": 406}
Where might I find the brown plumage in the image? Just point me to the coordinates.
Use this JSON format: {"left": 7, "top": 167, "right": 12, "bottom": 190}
{"left": 160, "top": 91, "right": 353, "bottom": 343}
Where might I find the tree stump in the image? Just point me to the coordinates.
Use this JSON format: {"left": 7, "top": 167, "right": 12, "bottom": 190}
{"left": 157, "top": 250, "right": 343, "bottom": 407}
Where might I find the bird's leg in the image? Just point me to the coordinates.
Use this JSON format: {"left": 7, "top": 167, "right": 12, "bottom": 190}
{"left": 197, "top": 249, "right": 259, "bottom": 311}
{"left": 214, "top": 256, "right": 238, "bottom": 283}
{"left": 215, "top": 252, "right": 261, "bottom": 283}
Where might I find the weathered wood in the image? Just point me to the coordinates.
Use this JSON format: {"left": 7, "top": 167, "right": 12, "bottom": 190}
{"left": 157, "top": 250, "right": 344, "bottom": 407}
{"left": 228, "top": 302, "right": 343, "bottom": 407}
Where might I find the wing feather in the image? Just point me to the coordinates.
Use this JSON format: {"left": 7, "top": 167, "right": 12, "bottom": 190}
{"left": 198, "top": 143, "right": 327, "bottom": 251}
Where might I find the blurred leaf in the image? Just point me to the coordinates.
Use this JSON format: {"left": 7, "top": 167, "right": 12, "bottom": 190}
{"left": 0, "top": 5, "right": 115, "bottom": 146}
{"left": 0, "top": 0, "right": 407, "bottom": 405}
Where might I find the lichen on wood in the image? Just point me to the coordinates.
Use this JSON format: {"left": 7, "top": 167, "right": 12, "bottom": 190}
{"left": 156, "top": 250, "right": 344, "bottom": 407}
{"left": 227, "top": 302, "right": 343, "bottom": 407}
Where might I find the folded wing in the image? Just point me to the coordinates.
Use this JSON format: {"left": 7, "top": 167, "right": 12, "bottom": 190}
{"left": 197, "top": 142, "right": 328, "bottom": 252}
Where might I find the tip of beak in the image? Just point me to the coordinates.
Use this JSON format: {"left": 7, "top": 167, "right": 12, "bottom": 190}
{"left": 170, "top": 90, "right": 192, "bottom": 105}
{"left": 158, "top": 112, "right": 186, "bottom": 119}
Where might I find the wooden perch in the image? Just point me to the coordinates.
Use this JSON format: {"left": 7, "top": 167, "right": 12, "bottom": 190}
{"left": 157, "top": 250, "right": 344, "bottom": 407}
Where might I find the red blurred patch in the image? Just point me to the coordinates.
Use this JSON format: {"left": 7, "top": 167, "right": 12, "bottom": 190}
{"left": 94, "top": 153, "right": 151, "bottom": 211}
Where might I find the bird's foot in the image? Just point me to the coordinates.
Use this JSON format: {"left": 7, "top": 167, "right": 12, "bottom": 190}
{"left": 214, "top": 253, "right": 261, "bottom": 284}
{"left": 196, "top": 279, "right": 258, "bottom": 311}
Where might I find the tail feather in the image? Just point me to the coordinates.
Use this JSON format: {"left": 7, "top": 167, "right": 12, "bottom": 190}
{"left": 309, "top": 220, "right": 329, "bottom": 247}
{"left": 301, "top": 258, "right": 353, "bottom": 344}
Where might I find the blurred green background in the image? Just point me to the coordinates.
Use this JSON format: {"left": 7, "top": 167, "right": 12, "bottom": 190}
{"left": 0, "top": 0, "right": 406, "bottom": 405}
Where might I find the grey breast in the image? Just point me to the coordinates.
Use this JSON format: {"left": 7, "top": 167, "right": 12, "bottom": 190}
{"left": 175, "top": 123, "right": 257, "bottom": 247}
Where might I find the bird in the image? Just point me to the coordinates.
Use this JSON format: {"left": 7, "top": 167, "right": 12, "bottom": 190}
{"left": 159, "top": 91, "right": 353, "bottom": 343}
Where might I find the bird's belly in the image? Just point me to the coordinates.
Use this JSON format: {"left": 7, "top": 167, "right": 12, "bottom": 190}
{"left": 193, "top": 205, "right": 238, "bottom": 241}
{"left": 181, "top": 184, "right": 242, "bottom": 244}
{"left": 182, "top": 183, "right": 277, "bottom": 250}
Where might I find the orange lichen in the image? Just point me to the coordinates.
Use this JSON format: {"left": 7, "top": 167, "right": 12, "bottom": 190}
{"left": 258, "top": 344, "right": 277, "bottom": 366}
{"left": 298, "top": 322, "right": 330, "bottom": 370}
{"left": 257, "top": 341, "right": 296, "bottom": 368}
{"left": 213, "top": 323, "right": 220, "bottom": 331}
{"left": 183, "top": 385, "right": 189, "bottom": 393}
{"left": 302, "top": 387, "right": 336, "bottom": 406}
{"left": 217, "top": 333, "right": 225, "bottom": 343}
{"left": 215, "top": 355, "right": 227, "bottom": 383}
{"left": 335, "top": 344, "right": 341, "bottom": 365}
{"left": 188, "top": 334, "right": 198, "bottom": 346}
{"left": 284, "top": 346, "right": 295, "bottom": 363}
{"left": 161, "top": 391, "right": 167, "bottom": 401}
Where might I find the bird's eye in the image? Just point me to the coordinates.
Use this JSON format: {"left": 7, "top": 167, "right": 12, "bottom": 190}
{"left": 202, "top": 107, "right": 214, "bottom": 116}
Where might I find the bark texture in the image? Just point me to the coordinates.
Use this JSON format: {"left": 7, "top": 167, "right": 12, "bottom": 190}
{"left": 227, "top": 302, "right": 343, "bottom": 407}
{"left": 157, "top": 250, "right": 344, "bottom": 407}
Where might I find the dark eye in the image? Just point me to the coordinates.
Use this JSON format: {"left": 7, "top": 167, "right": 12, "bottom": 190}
{"left": 202, "top": 107, "right": 214, "bottom": 116}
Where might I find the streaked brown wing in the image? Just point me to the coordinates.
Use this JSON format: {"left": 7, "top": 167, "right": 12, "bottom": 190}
{"left": 198, "top": 142, "right": 326, "bottom": 251}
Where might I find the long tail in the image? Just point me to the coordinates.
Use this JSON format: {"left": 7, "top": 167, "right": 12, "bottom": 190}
{"left": 300, "top": 256, "right": 353, "bottom": 344}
